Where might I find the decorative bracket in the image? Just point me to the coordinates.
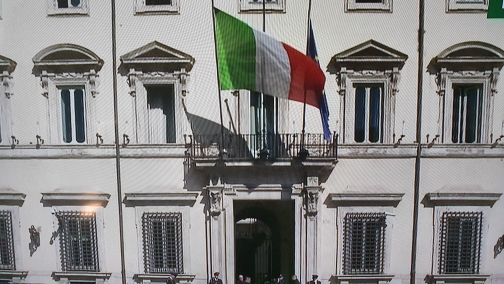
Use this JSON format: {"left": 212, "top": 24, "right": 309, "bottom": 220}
{"left": 175, "top": 68, "right": 189, "bottom": 96}
{"left": 87, "top": 69, "right": 98, "bottom": 98}
{"left": 40, "top": 70, "right": 50, "bottom": 98}
{"left": 337, "top": 67, "right": 347, "bottom": 96}
{"left": 436, "top": 68, "right": 448, "bottom": 97}
{"left": 390, "top": 67, "right": 401, "bottom": 95}
{"left": 304, "top": 176, "right": 323, "bottom": 217}
{"left": 205, "top": 178, "right": 225, "bottom": 216}
{"left": 1, "top": 71, "right": 13, "bottom": 98}
{"left": 490, "top": 67, "right": 499, "bottom": 96}
{"left": 127, "top": 68, "right": 141, "bottom": 97}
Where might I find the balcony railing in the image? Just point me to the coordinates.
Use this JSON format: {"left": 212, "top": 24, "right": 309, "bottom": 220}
{"left": 187, "top": 133, "right": 337, "bottom": 160}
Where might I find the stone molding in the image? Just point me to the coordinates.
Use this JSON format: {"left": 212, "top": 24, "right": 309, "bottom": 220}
{"left": 41, "top": 192, "right": 110, "bottom": 207}
{"left": 133, "top": 274, "right": 195, "bottom": 283}
{"left": 124, "top": 192, "right": 198, "bottom": 206}
{"left": 425, "top": 192, "right": 501, "bottom": 207}
{"left": 0, "top": 189, "right": 26, "bottom": 206}
{"left": 329, "top": 193, "right": 404, "bottom": 207}
{"left": 332, "top": 274, "right": 394, "bottom": 284}
{"left": 427, "top": 274, "right": 490, "bottom": 284}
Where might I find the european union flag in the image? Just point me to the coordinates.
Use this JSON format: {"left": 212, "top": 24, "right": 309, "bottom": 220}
{"left": 307, "top": 20, "right": 331, "bottom": 142}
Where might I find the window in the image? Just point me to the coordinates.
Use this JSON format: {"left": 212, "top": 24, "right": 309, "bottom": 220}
{"left": 353, "top": 84, "right": 384, "bottom": 143}
{"left": 47, "top": 0, "right": 89, "bottom": 15}
{"left": 239, "top": 0, "right": 286, "bottom": 13}
{"left": 142, "top": 212, "right": 183, "bottom": 274}
{"left": 0, "top": 211, "right": 15, "bottom": 270}
{"left": 451, "top": 85, "right": 483, "bottom": 144}
{"left": 327, "top": 40, "right": 407, "bottom": 144}
{"left": 60, "top": 87, "right": 86, "bottom": 144}
{"left": 343, "top": 213, "right": 386, "bottom": 275}
{"left": 439, "top": 212, "right": 482, "bottom": 274}
{"left": 429, "top": 42, "right": 504, "bottom": 144}
{"left": 346, "top": 0, "right": 392, "bottom": 12}
{"left": 146, "top": 86, "right": 176, "bottom": 144}
{"left": 0, "top": 55, "right": 15, "bottom": 145}
{"left": 446, "top": 0, "right": 488, "bottom": 12}
{"left": 120, "top": 41, "right": 194, "bottom": 144}
{"left": 250, "top": 92, "right": 278, "bottom": 150}
{"left": 56, "top": 211, "right": 99, "bottom": 272}
{"left": 134, "top": 0, "right": 179, "bottom": 14}
{"left": 33, "top": 44, "right": 103, "bottom": 145}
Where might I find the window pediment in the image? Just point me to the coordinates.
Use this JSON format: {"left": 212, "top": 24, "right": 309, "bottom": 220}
{"left": 32, "top": 44, "right": 103, "bottom": 73}
{"left": 327, "top": 40, "right": 408, "bottom": 73}
{"left": 429, "top": 41, "right": 504, "bottom": 72}
{"left": 0, "top": 55, "right": 17, "bottom": 74}
{"left": 120, "top": 41, "right": 195, "bottom": 73}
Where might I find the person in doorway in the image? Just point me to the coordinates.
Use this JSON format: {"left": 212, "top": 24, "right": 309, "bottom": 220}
{"left": 291, "top": 275, "right": 299, "bottom": 284}
{"left": 308, "top": 275, "right": 321, "bottom": 284}
{"left": 210, "top": 272, "right": 223, "bottom": 284}
{"left": 263, "top": 274, "right": 270, "bottom": 284}
{"left": 237, "top": 275, "right": 245, "bottom": 284}
{"left": 245, "top": 276, "right": 252, "bottom": 284}
{"left": 277, "top": 275, "right": 285, "bottom": 284}
{"left": 166, "top": 274, "right": 176, "bottom": 284}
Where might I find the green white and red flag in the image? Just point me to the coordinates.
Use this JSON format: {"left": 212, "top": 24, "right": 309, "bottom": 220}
{"left": 214, "top": 8, "right": 326, "bottom": 109}
{"left": 488, "top": 0, "right": 504, "bottom": 18}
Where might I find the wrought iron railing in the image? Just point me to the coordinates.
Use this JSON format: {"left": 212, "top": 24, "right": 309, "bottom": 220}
{"left": 187, "top": 133, "right": 337, "bottom": 160}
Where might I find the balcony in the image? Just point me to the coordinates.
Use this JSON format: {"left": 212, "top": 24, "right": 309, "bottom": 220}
{"left": 186, "top": 132, "right": 337, "bottom": 166}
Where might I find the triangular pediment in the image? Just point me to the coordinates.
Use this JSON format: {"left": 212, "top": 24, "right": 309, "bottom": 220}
{"left": 327, "top": 40, "right": 408, "bottom": 73}
{"left": 0, "top": 55, "right": 16, "bottom": 73}
{"left": 120, "top": 41, "right": 195, "bottom": 72}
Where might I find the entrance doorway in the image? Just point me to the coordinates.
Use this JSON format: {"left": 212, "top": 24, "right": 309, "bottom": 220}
{"left": 234, "top": 200, "right": 294, "bottom": 284}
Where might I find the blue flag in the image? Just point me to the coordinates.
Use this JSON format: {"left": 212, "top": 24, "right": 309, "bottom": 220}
{"left": 307, "top": 20, "right": 331, "bottom": 142}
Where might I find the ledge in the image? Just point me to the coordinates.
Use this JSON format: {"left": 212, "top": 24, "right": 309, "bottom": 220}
{"left": 427, "top": 274, "right": 490, "bottom": 284}
{"left": 421, "top": 144, "right": 504, "bottom": 158}
{"left": 328, "top": 193, "right": 404, "bottom": 207}
{"left": 52, "top": 271, "right": 112, "bottom": 281}
{"left": 0, "top": 270, "right": 29, "bottom": 280}
{"left": 124, "top": 192, "right": 199, "bottom": 206}
{"left": 337, "top": 144, "right": 417, "bottom": 159}
{"left": 0, "top": 189, "right": 26, "bottom": 206}
{"left": 41, "top": 192, "right": 111, "bottom": 207}
{"left": 133, "top": 273, "right": 196, "bottom": 283}
{"left": 331, "top": 274, "right": 394, "bottom": 283}
{"left": 425, "top": 192, "right": 501, "bottom": 207}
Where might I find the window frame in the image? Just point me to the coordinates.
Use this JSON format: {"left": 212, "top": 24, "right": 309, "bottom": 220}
{"left": 56, "top": 211, "right": 100, "bottom": 272}
{"left": 46, "top": 0, "right": 89, "bottom": 16}
{"left": 47, "top": 78, "right": 95, "bottom": 144}
{"left": 142, "top": 212, "right": 183, "bottom": 274}
{"left": 345, "top": 0, "right": 393, "bottom": 13}
{"left": 438, "top": 211, "right": 483, "bottom": 275}
{"left": 134, "top": 0, "right": 180, "bottom": 15}
{"left": 442, "top": 76, "right": 491, "bottom": 144}
{"left": 239, "top": 0, "right": 286, "bottom": 13}
{"left": 343, "top": 212, "right": 387, "bottom": 275}
{"left": 446, "top": 0, "right": 488, "bottom": 13}
{"left": 0, "top": 210, "right": 16, "bottom": 270}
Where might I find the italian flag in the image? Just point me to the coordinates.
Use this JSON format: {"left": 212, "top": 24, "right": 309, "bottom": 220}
{"left": 214, "top": 8, "right": 326, "bottom": 109}
{"left": 488, "top": 0, "right": 504, "bottom": 18}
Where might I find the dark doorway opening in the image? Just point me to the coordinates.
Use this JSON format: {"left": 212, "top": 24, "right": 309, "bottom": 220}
{"left": 234, "top": 200, "right": 294, "bottom": 284}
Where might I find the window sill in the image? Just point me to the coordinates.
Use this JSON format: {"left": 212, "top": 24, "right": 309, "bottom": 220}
{"left": 421, "top": 144, "right": 504, "bottom": 158}
{"left": 52, "top": 271, "right": 111, "bottom": 282}
{"left": 427, "top": 274, "right": 490, "bottom": 284}
{"left": 134, "top": 273, "right": 196, "bottom": 283}
{"left": 0, "top": 270, "right": 29, "bottom": 281}
{"left": 332, "top": 274, "right": 394, "bottom": 284}
{"left": 239, "top": 1, "right": 286, "bottom": 13}
{"left": 338, "top": 144, "right": 417, "bottom": 158}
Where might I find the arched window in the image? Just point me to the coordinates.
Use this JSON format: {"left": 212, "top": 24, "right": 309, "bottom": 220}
{"left": 429, "top": 41, "right": 504, "bottom": 144}
{"left": 33, "top": 44, "right": 103, "bottom": 145}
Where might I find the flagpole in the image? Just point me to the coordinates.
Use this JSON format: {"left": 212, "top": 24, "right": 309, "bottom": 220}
{"left": 300, "top": 0, "right": 313, "bottom": 157}
{"left": 211, "top": 0, "right": 226, "bottom": 158}
{"left": 261, "top": 0, "right": 266, "bottom": 153}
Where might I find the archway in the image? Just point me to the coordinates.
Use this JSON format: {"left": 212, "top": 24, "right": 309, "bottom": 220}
{"left": 234, "top": 200, "right": 294, "bottom": 284}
